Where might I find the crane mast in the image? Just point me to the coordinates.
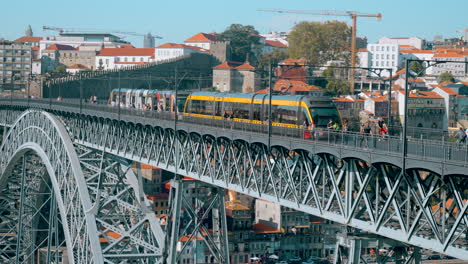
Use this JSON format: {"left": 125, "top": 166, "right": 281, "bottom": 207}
{"left": 258, "top": 9, "right": 382, "bottom": 93}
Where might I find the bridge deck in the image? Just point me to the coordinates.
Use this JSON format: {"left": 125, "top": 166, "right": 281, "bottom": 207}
{"left": 1, "top": 98, "right": 466, "bottom": 174}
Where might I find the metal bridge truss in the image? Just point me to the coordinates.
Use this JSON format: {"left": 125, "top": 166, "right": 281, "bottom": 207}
{"left": 0, "top": 110, "right": 165, "bottom": 263}
{"left": 165, "top": 179, "right": 230, "bottom": 263}
{"left": 61, "top": 113, "right": 468, "bottom": 260}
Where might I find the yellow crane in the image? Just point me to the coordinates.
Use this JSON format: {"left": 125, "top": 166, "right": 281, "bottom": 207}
{"left": 258, "top": 9, "right": 382, "bottom": 93}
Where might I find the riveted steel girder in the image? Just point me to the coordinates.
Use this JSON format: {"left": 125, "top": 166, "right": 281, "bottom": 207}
{"left": 62, "top": 115, "right": 468, "bottom": 260}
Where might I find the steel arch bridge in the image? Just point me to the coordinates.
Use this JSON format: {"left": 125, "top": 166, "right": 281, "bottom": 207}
{"left": 0, "top": 110, "right": 165, "bottom": 263}
{"left": 1, "top": 101, "right": 468, "bottom": 262}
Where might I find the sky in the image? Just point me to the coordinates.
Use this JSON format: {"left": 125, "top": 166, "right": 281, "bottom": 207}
{"left": 1, "top": 0, "right": 467, "bottom": 47}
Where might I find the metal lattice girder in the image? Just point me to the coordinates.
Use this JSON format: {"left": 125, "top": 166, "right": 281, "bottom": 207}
{"left": 0, "top": 110, "right": 165, "bottom": 263}
{"left": 165, "top": 179, "right": 230, "bottom": 264}
{"left": 62, "top": 116, "right": 468, "bottom": 260}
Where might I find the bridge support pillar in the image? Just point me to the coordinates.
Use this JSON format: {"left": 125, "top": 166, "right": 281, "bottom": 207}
{"left": 333, "top": 233, "right": 422, "bottom": 264}
{"left": 165, "top": 178, "right": 230, "bottom": 264}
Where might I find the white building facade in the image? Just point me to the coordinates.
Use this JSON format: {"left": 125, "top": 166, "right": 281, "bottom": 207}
{"left": 367, "top": 43, "right": 401, "bottom": 77}
{"left": 95, "top": 48, "right": 155, "bottom": 70}
{"left": 154, "top": 43, "right": 203, "bottom": 62}
{"left": 378, "top": 37, "right": 424, "bottom": 50}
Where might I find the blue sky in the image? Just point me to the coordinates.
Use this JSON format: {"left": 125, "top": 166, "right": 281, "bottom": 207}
{"left": 1, "top": 0, "right": 466, "bottom": 47}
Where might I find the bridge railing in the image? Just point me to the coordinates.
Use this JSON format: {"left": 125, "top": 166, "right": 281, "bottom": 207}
{"left": 1, "top": 98, "right": 468, "bottom": 166}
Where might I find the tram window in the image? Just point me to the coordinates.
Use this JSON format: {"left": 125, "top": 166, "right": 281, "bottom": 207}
{"left": 276, "top": 105, "right": 297, "bottom": 125}
{"left": 252, "top": 103, "right": 262, "bottom": 121}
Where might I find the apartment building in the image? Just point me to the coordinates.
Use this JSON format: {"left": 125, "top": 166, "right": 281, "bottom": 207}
{"left": 0, "top": 40, "right": 32, "bottom": 92}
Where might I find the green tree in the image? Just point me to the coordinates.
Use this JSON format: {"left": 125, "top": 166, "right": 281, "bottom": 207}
{"left": 257, "top": 49, "right": 288, "bottom": 71}
{"left": 439, "top": 72, "right": 455, "bottom": 83}
{"left": 219, "top": 24, "right": 261, "bottom": 62}
{"left": 409, "top": 61, "right": 424, "bottom": 76}
{"left": 54, "top": 65, "right": 66, "bottom": 73}
{"left": 322, "top": 67, "right": 350, "bottom": 96}
{"left": 288, "top": 21, "right": 352, "bottom": 65}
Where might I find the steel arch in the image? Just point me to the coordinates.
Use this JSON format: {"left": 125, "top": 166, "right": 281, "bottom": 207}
{"left": 0, "top": 110, "right": 103, "bottom": 263}
{"left": 0, "top": 110, "right": 165, "bottom": 263}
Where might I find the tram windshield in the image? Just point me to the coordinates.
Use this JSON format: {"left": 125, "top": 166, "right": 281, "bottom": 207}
{"left": 310, "top": 107, "right": 341, "bottom": 127}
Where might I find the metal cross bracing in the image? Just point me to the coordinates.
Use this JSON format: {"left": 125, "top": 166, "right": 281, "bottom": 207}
{"left": 1, "top": 105, "right": 468, "bottom": 259}
{"left": 49, "top": 110, "right": 468, "bottom": 259}
{"left": 0, "top": 110, "right": 165, "bottom": 263}
{"left": 165, "top": 179, "right": 230, "bottom": 263}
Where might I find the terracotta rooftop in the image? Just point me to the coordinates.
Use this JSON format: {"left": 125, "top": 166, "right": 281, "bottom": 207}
{"left": 439, "top": 87, "right": 457, "bottom": 95}
{"left": 433, "top": 52, "right": 464, "bottom": 58}
{"left": 213, "top": 61, "right": 255, "bottom": 70}
{"left": 358, "top": 48, "right": 368, "bottom": 52}
{"left": 253, "top": 223, "right": 283, "bottom": 234}
{"left": 119, "top": 44, "right": 135, "bottom": 48}
{"left": 45, "top": 44, "right": 76, "bottom": 51}
{"left": 280, "top": 58, "right": 308, "bottom": 66}
{"left": 399, "top": 90, "right": 443, "bottom": 99}
{"left": 225, "top": 201, "right": 249, "bottom": 211}
{"left": 274, "top": 80, "right": 320, "bottom": 92}
{"left": 265, "top": 40, "right": 287, "bottom": 48}
{"left": 68, "top": 64, "right": 89, "bottom": 70}
{"left": 97, "top": 48, "right": 155, "bottom": 56}
{"left": 32, "top": 45, "right": 40, "bottom": 51}
{"left": 185, "top": 32, "right": 218, "bottom": 42}
{"left": 14, "top": 36, "right": 43, "bottom": 43}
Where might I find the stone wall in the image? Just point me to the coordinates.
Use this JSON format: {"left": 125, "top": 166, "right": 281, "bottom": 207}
{"left": 43, "top": 53, "right": 217, "bottom": 100}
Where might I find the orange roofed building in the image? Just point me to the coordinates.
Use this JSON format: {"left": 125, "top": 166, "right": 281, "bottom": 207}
{"left": 155, "top": 42, "right": 205, "bottom": 62}
{"left": 213, "top": 61, "right": 261, "bottom": 93}
{"left": 396, "top": 89, "right": 446, "bottom": 130}
{"left": 95, "top": 47, "right": 156, "bottom": 70}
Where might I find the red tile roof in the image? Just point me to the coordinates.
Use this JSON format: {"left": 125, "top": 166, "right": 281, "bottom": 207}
{"left": 253, "top": 223, "right": 283, "bottom": 234}
{"left": 156, "top": 43, "right": 203, "bottom": 50}
{"left": 236, "top": 62, "right": 255, "bottom": 70}
{"left": 274, "top": 79, "right": 320, "bottom": 92}
{"left": 68, "top": 64, "right": 89, "bottom": 70}
{"left": 399, "top": 90, "right": 443, "bottom": 99}
{"left": 433, "top": 52, "right": 464, "bottom": 58}
{"left": 140, "top": 163, "right": 159, "bottom": 169}
{"left": 358, "top": 48, "right": 368, "bottom": 52}
{"left": 213, "top": 61, "right": 255, "bottom": 70}
{"left": 119, "top": 44, "right": 135, "bottom": 48}
{"left": 45, "top": 44, "right": 76, "bottom": 51}
{"left": 14, "top": 36, "right": 42, "bottom": 43}
{"left": 265, "top": 40, "right": 287, "bottom": 48}
{"left": 280, "top": 58, "right": 308, "bottom": 65}
{"left": 32, "top": 45, "right": 40, "bottom": 51}
{"left": 180, "top": 235, "right": 204, "bottom": 242}
{"left": 439, "top": 87, "right": 457, "bottom": 95}
{"left": 399, "top": 45, "right": 416, "bottom": 49}
{"left": 185, "top": 32, "right": 218, "bottom": 42}
{"left": 97, "top": 48, "right": 155, "bottom": 56}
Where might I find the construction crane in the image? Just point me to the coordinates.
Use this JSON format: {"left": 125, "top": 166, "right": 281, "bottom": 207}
{"left": 43, "top": 26, "right": 162, "bottom": 46}
{"left": 258, "top": 9, "right": 382, "bottom": 93}
{"left": 456, "top": 28, "right": 468, "bottom": 41}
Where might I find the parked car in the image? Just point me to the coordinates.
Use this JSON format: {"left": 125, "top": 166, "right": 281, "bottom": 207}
{"left": 278, "top": 261, "right": 289, "bottom": 264}
{"left": 429, "top": 255, "right": 441, "bottom": 260}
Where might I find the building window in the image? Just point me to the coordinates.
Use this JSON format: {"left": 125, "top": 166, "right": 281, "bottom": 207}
{"left": 140, "top": 57, "right": 143, "bottom": 62}
{"left": 132, "top": 57, "right": 136, "bottom": 62}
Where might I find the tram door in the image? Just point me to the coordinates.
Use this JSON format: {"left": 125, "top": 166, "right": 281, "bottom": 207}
{"left": 215, "top": 97, "right": 223, "bottom": 117}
